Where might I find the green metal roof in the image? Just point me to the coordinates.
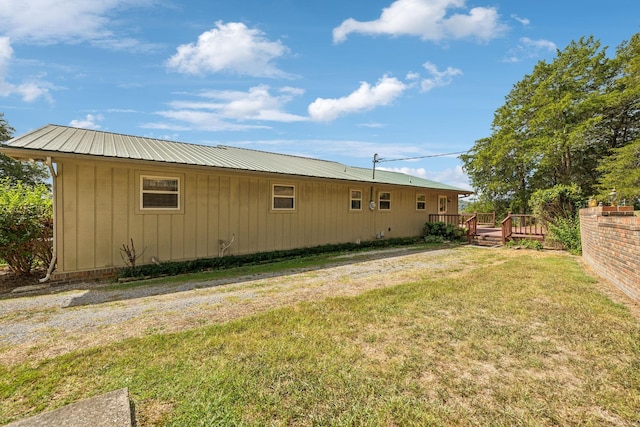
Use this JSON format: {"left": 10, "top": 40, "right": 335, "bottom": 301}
{"left": 2, "top": 124, "right": 470, "bottom": 193}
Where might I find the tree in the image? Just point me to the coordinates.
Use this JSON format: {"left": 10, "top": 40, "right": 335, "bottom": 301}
{"left": 594, "top": 34, "right": 640, "bottom": 205}
{"left": 0, "top": 113, "right": 49, "bottom": 186}
{"left": 596, "top": 139, "right": 640, "bottom": 205}
{"left": 0, "top": 179, "right": 53, "bottom": 275}
{"left": 462, "top": 35, "right": 639, "bottom": 212}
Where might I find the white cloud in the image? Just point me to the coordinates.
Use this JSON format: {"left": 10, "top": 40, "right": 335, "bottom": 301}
{"left": 521, "top": 37, "right": 557, "bottom": 52}
{"left": 0, "top": 0, "right": 155, "bottom": 48}
{"left": 358, "top": 122, "right": 386, "bottom": 128}
{"left": 511, "top": 14, "right": 530, "bottom": 26}
{"left": 166, "top": 21, "right": 290, "bottom": 78}
{"left": 504, "top": 37, "right": 557, "bottom": 63}
{"left": 380, "top": 165, "right": 472, "bottom": 190}
{"left": 0, "top": 38, "right": 12, "bottom": 75}
{"left": 333, "top": 0, "right": 507, "bottom": 44}
{"left": 149, "top": 110, "right": 268, "bottom": 132}
{"left": 144, "top": 85, "right": 306, "bottom": 131}
{"left": 420, "top": 61, "right": 462, "bottom": 92}
{"left": 197, "top": 85, "right": 307, "bottom": 121}
{"left": 69, "top": 114, "right": 103, "bottom": 129}
{"left": 308, "top": 75, "right": 407, "bottom": 122}
{"left": 0, "top": 37, "right": 52, "bottom": 102}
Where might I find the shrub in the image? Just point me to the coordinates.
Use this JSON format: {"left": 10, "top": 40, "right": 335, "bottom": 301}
{"left": 0, "top": 179, "right": 53, "bottom": 275}
{"left": 422, "top": 221, "right": 466, "bottom": 242}
{"left": 118, "top": 237, "right": 424, "bottom": 279}
{"left": 505, "top": 238, "right": 543, "bottom": 251}
{"left": 423, "top": 235, "right": 444, "bottom": 244}
{"left": 530, "top": 184, "right": 585, "bottom": 253}
{"left": 548, "top": 216, "right": 582, "bottom": 255}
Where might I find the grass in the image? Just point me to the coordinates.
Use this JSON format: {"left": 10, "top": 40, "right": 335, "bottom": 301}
{"left": 1, "top": 249, "right": 639, "bottom": 426}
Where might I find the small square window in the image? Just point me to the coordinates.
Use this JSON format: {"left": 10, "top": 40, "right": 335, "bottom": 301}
{"left": 350, "top": 189, "right": 362, "bottom": 210}
{"left": 273, "top": 184, "right": 295, "bottom": 210}
{"left": 379, "top": 192, "right": 391, "bottom": 210}
{"left": 416, "top": 194, "right": 426, "bottom": 210}
{"left": 141, "top": 176, "right": 180, "bottom": 210}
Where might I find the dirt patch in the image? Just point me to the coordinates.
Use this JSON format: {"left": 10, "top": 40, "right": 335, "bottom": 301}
{"left": 0, "top": 268, "right": 47, "bottom": 294}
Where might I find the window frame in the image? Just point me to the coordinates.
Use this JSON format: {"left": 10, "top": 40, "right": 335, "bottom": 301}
{"left": 139, "top": 174, "right": 181, "bottom": 212}
{"left": 438, "top": 195, "right": 448, "bottom": 214}
{"left": 416, "top": 193, "right": 426, "bottom": 211}
{"left": 271, "top": 183, "right": 296, "bottom": 211}
{"left": 350, "top": 188, "right": 363, "bottom": 211}
{"left": 378, "top": 191, "right": 391, "bottom": 211}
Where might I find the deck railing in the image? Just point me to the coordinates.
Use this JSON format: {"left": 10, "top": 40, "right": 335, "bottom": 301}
{"left": 501, "top": 213, "right": 545, "bottom": 243}
{"left": 428, "top": 214, "right": 468, "bottom": 228}
{"left": 465, "top": 213, "right": 477, "bottom": 240}
{"left": 476, "top": 212, "right": 496, "bottom": 227}
{"left": 427, "top": 212, "right": 495, "bottom": 235}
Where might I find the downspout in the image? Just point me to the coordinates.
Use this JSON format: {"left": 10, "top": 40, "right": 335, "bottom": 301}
{"left": 39, "top": 157, "right": 57, "bottom": 283}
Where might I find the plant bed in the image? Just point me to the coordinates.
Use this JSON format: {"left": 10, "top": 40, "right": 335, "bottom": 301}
{"left": 0, "top": 267, "right": 46, "bottom": 294}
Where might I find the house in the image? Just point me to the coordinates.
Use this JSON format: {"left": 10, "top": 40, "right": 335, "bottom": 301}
{"left": 1, "top": 124, "right": 470, "bottom": 281}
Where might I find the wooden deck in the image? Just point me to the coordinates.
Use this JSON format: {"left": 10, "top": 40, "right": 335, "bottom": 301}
{"left": 472, "top": 227, "right": 503, "bottom": 246}
{"left": 426, "top": 212, "right": 545, "bottom": 246}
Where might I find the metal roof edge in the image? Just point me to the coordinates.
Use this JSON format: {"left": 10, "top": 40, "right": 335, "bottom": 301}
{"left": 2, "top": 124, "right": 473, "bottom": 194}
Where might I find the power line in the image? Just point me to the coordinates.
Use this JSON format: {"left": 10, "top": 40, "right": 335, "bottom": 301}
{"left": 370, "top": 150, "right": 469, "bottom": 179}
{"left": 375, "top": 150, "right": 469, "bottom": 163}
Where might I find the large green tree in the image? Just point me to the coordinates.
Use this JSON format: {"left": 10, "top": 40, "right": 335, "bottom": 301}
{"left": 462, "top": 35, "right": 639, "bottom": 212}
{"left": 595, "top": 34, "right": 640, "bottom": 204}
{"left": 596, "top": 139, "right": 640, "bottom": 205}
{"left": 0, "top": 113, "right": 49, "bottom": 187}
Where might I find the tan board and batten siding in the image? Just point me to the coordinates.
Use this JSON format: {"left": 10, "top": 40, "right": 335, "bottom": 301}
{"left": 2, "top": 125, "right": 469, "bottom": 278}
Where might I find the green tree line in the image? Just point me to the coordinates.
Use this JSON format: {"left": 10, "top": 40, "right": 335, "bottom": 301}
{"left": 0, "top": 113, "right": 50, "bottom": 186}
{"left": 461, "top": 34, "right": 640, "bottom": 215}
{"left": 0, "top": 113, "right": 52, "bottom": 275}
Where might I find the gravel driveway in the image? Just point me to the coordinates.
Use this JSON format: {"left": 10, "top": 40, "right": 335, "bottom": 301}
{"left": 0, "top": 246, "right": 486, "bottom": 366}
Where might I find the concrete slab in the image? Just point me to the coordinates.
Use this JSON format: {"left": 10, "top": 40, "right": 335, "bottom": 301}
{"left": 6, "top": 388, "right": 133, "bottom": 427}
{"left": 11, "top": 284, "right": 50, "bottom": 294}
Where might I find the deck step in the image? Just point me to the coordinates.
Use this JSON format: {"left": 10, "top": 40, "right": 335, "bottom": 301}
{"left": 470, "top": 234, "right": 503, "bottom": 247}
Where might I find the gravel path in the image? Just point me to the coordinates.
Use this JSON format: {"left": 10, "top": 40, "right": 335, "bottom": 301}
{"left": 0, "top": 246, "right": 490, "bottom": 365}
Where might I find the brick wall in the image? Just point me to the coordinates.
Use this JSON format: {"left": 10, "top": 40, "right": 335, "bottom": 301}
{"left": 580, "top": 207, "right": 640, "bottom": 302}
{"left": 50, "top": 266, "right": 121, "bottom": 284}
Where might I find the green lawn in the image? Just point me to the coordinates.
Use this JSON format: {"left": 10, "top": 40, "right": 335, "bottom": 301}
{"left": 1, "top": 249, "right": 639, "bottom": 426}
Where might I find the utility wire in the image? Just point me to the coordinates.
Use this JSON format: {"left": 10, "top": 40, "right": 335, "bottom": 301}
{"left": 375, "top": 150, "right": 469, "bottom": 163}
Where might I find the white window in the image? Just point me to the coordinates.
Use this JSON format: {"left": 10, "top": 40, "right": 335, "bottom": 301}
{"left": 416, "top": 194, "right": 426, "bottom": 211}
{"left": 140, "top": 176, "right": 180, "bottom": 210}
{"left": 272, "top": 184, "right": 295, "bottom": 210}
{"left": 438, "top": 195, "right": 448, "bottom": 214}
{"left": 350, "top": 189, "right": 362, "bottom": 210}
{"left": 379, "top": 191, "right": 391, "bottom": 210}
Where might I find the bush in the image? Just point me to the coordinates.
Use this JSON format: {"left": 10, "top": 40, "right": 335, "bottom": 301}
{"left": 0, "top": 179, "right": 53, "bottom": 275}
{"left": 119, "top": 237, "right": 424, "bottom": 279}
{"left": 548, "top": 216, "right": 582, "bottom": 255}
{"left": 530, "top": 184, "right": 584, "bottom": 254}
{"left": 422, "top": 221, "right": 466, "bottom": 242}
{"left": 505, "top": 238, "right": 543, "bottom": 251}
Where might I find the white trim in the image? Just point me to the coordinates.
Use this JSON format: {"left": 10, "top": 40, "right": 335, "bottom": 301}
{"left": 140, "top": 175, "right": 181, "bottom": 211}
{"left": 416, "top": 193, "right": 426, "bottom": 211}
{"left": 272, "top": 183, "right": 296, "bottom": 211}
{"left": 378, "top": 191, "right": 391, "bottom": 210}
{"left": 350, "top": 188, "right": 363, "bottom": 211}
{"left": 438, "top": 195, "right": 448, "bottom": 214}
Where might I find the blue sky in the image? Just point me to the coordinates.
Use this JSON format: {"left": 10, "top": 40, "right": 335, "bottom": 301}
{"left": 1, "top": 0, "right": 638, "bottom": 190}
